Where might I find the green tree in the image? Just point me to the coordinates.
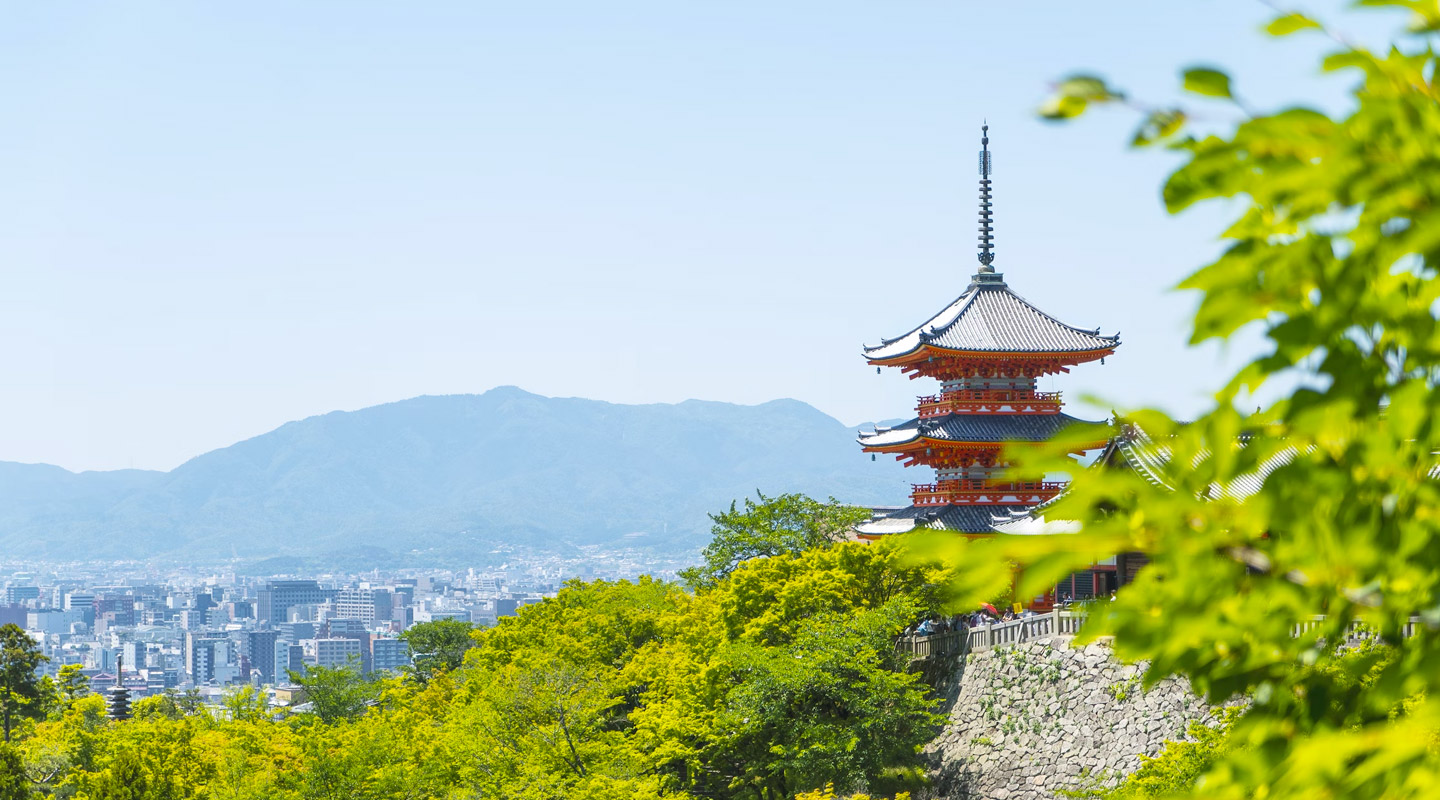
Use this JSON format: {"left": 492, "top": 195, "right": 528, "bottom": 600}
{"left": 679, "top": 492, "right": 872, "bottom": 590}
{"left": 55, "top": 665, "right": 89, "bottom": 710}
{"left": 221, "top": 684, "right": 269, "bottom": 723}
{"left": 131, "top": 689, "right": 203, "bottom": 722}
{"left": 291, "top": 660, "right": 379, "bottom": 724}
{"left": 399, "top": 618, "right": 475, "bottom": 685}
{"left": 0, "top": 624, "right": 48, "bottom": 743}
{"left": 630, "top": 542, "right": 944, "bottom": 799}
{"left": 706, "top": 605, "right": 938, "bottom": 800}
{"left": 1107, "top": 708, "right": 1241, "bottom": 799}
{"left": 716, "top": 537, "right": 949, "bottom": 646}
{"left": 0, "top": 741, "right": 33, "bottom": 800}
{"left": 932, "top": 4, "right": 1440, "bottom": 798}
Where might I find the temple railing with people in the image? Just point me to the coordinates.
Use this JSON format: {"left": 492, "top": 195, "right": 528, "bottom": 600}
{"left": 895, "top": 610, "right": 1085, "bottom": 660}
{"left": 897, "top": 612, "right": 1424, "bottom": 662}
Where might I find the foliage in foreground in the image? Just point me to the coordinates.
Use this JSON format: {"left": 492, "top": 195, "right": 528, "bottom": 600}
{"left": 9, "top": 536, "right": 944, "bottom": 800}
{"left": 925, "top": 3, "right": 1440, "bottom": 798}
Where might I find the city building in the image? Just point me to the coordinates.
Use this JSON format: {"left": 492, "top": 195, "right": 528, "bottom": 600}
{"left": 244, "top": 630, "right": 279, "bottom": 683}
{"left": 256, "top": 581, "right": 334, "bottom": 625}
{"left": 304, "top": 637, "right": 363, "bottom": 669}
{"left": 5, "top": 586, "right": 40, "bottom": 605}
{"left": 334, "top": 587, "right": 393, "bottom": 625}
{"left": 63, "top": 591, "right": 95, "bottom": 612}
{"left": 0, "top": 604, "right": 26, "bottom": 627}
{"left": 370, "top": 637, "right": 410, "bottom": 674}
{"left": 185, "top": 632, "right": 229, "bottom": 684}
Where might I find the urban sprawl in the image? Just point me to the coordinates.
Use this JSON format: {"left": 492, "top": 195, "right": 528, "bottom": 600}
{"left": 0, "top": 548, "right": 684, "bottom": 714}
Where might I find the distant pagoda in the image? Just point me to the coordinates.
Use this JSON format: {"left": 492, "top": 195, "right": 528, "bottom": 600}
{"left": 857, "top": 126, "right": 1120, "bottom": 536}
{"left": 107, "top": 654, "right": 131, "bottom": 722}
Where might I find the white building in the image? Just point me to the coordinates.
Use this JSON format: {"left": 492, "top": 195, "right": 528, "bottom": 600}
{"left": 302, "top": 638, "right": 362, "bottom": 669}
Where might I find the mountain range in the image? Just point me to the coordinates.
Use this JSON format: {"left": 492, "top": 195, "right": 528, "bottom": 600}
{"left": 0, "top": 387, "right": 909, "bottom": 565}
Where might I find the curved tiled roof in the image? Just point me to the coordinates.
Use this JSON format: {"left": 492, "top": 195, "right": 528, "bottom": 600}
{"left": 858, "top": 412, "right": 1102, "bottom": 449}
{"left": 858, "top": 503, "right": 1037, "bottom": 535}
{"left": 864, "top": 274, "right": 1120, "bottom": 361}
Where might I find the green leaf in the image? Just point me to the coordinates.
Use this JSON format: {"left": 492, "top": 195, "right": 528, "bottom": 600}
{"left": 1131, "top": 109, "right": 1187, "bottom": 147}
{"left": 1055, "top": 74, "right": 1117, "bottom": 100}
{"left": 1038, "top": 94, "right": 1090, "bottom": 120}
{"left": 1182, "top": 67, "right": 1234, "bottom": 99}
{"left": 1265, "top": 12, "right": 1322, "bottom": 36}
{"left": 1039, "top": 74, "right": 1125, "bottom": 121}
{"left": 1357, "top": 0, "right": 1440, "bottom": 32}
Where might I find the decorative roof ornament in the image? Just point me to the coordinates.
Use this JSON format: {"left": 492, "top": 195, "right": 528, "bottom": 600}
{"left": 977, "top": 123, "right": 996, "bottom": 273}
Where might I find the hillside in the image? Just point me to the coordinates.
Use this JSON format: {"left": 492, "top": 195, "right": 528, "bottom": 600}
{"left": 0, "top": 387, "right": 909, "bottom": 563}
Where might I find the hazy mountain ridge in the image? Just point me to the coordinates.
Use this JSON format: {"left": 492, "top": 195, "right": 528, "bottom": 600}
{"left": 0, "top": 387, "right": 908, "bottom": 562}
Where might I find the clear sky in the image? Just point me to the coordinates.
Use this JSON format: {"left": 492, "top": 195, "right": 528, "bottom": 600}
{"left": 0, "top": 1, "right": 1384, "bottom": 472}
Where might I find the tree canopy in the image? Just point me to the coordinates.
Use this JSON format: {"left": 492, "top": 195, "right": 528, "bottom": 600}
{"left": 679, "top": 491, "right": 872, "bottom": 590}
{"left": 0, "top": 624, "right": 47, "bottom": 744}
{"left": 398, "top": 617, "right": 475, "bottom": 685}
{"left": 928, "top": 4, "right": 1440, "bottom": 797}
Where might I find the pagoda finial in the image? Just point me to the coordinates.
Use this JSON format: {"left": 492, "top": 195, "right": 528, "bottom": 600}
{"left": 977, "top": 123, "right": 996, "bottom": 273}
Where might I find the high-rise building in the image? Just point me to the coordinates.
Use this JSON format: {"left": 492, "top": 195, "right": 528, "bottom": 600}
{"left": 227, "top": 600, "right": 254, "bottom": 620}
{"left": 321, "top": 618, "right": 366, "bottom": 639}
{"left": 494, "top": 598, "right": 519, "bottom": 618}
{"left": 370, "top": 637, "right": 410, "bottom": 674}
{"left": 320, "top": 619, "right": 370, "bottom": 672}
{"left": 277, "top": 621, "right": 316, "bottom": 643}
{"left": 243, "top": 631, "right": 279, "bottom": 683}
{"left": 121, "top": 641, "right": 146, "bottom": 671}
{"left": 304, "top": 638, "right": 362, "bottom": 669}
{"left": 95, "top": 596, "right": 136, "bottom": 627}
{"left": 62, "top": 592, "right": 95, "bottom": 611}
{"left": 4, "top": 587, "right": 40, "bottom": 605}
{"left": 256, "top": 581, "right": 334, "bottom": 625}
{"left": 283, "top": 644, "right": 306, "bottom": 678}
{"left": 184, "top": 632, "right": 228, "bottom": 684}
{"left": 0, "top": 605, "right": 25, "bottom": 627}
{"left": 63, "top": 592, "right": 97, "bottom": 625}
{"left": 334, "top": 587, "right": 393, "bottom": 625}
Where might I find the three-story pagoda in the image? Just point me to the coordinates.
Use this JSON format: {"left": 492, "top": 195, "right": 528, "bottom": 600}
{"left": 858, "top": 126, "right": 1120, "bottom": 536}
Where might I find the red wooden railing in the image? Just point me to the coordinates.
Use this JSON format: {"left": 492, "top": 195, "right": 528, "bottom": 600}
{"left": 916, "top": 390, "right": 1062, "bottom": 417}
{"left": 909, "top": 479, "right": 1066, "bottom": 505}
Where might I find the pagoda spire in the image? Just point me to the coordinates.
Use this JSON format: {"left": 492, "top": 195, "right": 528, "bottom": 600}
{"left": 977, "top": 124, "right": 996, "bottom": 273}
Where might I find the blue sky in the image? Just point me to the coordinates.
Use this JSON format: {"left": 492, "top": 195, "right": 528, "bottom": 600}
{"left": 0, "top": 2, "right": 1390, "bottom": 471}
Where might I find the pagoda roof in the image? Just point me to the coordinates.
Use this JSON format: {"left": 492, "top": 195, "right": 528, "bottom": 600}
{"left": 863, "top": 273, "right": 1120, "bottom": 362}
{"left": 858, "top": 504, "right": 1037, "bottom": 535}
{"left": 859, "top": 412, "right": 1101, "bottom": 449}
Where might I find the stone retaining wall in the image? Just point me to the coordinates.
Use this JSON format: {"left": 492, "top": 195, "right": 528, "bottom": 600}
{"left": 924, "top": 636, "right": 1215, "bottom": 800}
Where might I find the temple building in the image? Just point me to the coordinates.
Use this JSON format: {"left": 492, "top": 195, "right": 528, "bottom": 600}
{"left": 857, "top": 126, "right": 1120, "bottom": 538}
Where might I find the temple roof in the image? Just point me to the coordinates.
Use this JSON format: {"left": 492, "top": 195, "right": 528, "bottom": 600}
{"left": 863, "top": 273, "right": 1120, "bottom": 362}
{"left": 1098, "top": 424, "right": 1302, "bottom": 502}
{"left": 858, "top": 503, "right": 1037, "bottom": 535}
{"left": 859, "top": 411, "right": 1101, "bottom": 449}
{"left": 986, "top": 424, "right": 1327, "bottom": 535}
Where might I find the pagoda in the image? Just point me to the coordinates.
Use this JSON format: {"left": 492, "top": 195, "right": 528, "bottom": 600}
{"left": 107, "top": 654, "right": 132, "bottom": 722}
{"left": 857, "top": 126, "right": 1120, "bottom": 536}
